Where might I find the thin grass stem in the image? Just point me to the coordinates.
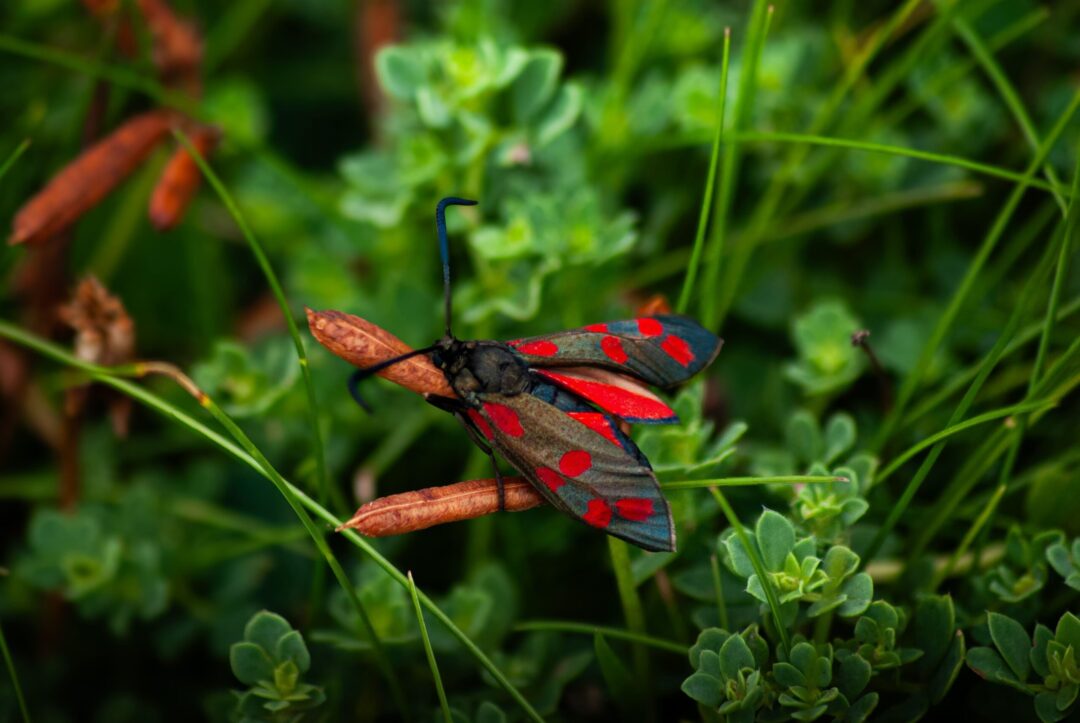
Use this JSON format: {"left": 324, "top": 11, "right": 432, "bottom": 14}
{"left": 0, "top": 619, "right": 30, "bottom": 723}
{"left": 408, "top": 572, "right": 452, "bottom": 723}
{"left": 514, "top": 621, "right": 686, "bottom": 655}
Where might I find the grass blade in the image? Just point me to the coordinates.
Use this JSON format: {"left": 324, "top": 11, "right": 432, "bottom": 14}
{"left": 0, "top": 138, "right": 30, "bottom": 183}
{"left": 661, "top": 475, "right": 841, "bottom": 489}
{"left": 408, "top": 572, "right": 453, "bottom": 723}
{"left": 0, "top": 618, "right": 30, "bottom": 723}
{"left": 514, "top": 621, "right": 686, "bottom": 655}
{"left": 677, "top": 27, "right": 730, "bottom": 314}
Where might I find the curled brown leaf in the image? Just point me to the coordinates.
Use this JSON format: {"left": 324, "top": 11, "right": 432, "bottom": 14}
{"left": 338, "top": 476, "right": 544, "bottom": 537}
{"left": 11, "top": 110, "right": 173, "bottom": 246}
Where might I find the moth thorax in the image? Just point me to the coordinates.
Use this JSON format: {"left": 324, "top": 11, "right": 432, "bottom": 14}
{"left": 451, "top": 343, "right": 529, "bottom": 397}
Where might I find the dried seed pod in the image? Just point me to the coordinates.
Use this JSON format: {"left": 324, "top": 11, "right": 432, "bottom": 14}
{"left": 306, "top": 308, "right": 454, "bottom": 398}
{"left": 338, "top": 476, "right": 544, "bottom": 537}
{"left": 637, "top": 294, "right": 672, "bottom": 316}
{"left": 148, "top": 126, "right": 219, "bottom": 231}
{"left": 11, "top": 110, "right": 172, "bottom": 246}
{"left": 136, "top": 0, "right": 202, "bottom": 88}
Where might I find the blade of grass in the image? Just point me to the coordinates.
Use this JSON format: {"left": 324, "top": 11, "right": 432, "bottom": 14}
{"left": 709, "top": 554, "right": 729, "bottom": 631}
{"left": 0, "top": 618, "right": 30, "bottom": 723}
{"left": 0, "top": 322, "right": 544, "bottom": 723}
{"left": 408, "top": 572, "right": 452, "bottom": 723}
{"left": 514, "top": 621, "right": 686, "bottom": 655}
{"left": 724, "top": 132, "right": 1071, "bottom": 197}
{"left": 0, "top": 138, "right": 30, "bottom": 182}
{"left": 952, "top": 17, "right": 1068, "bottom": 214}
{"left": 707, "top": 487, "right": 790, "bottom": 653}
{"left": 872, "top": 86, "right": 1080, "bottom": 451}
{"left": 677, "top": 27, "right": 731, "bottom": 314}
{"left": 874, "top": 398, "right": 1058, "bottom": 486}
{"left": 607, "top": 537, "right": 650, "bottom": 697}
{"left": 175, "top": 129, "right": 343, "bottom": 520}
{"left": 660, "top": 475, "right": 842, "bottom": 489}
{"left": 930, "top": 483, "right": 1006, "bottom": 591}
{"left": 700, "top": 1, "right": 772, "bottom": 329}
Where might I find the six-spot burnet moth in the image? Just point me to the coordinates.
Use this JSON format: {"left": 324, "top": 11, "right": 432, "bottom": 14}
{"left": 349, "top": 197, "right": 723, "bottom": 552}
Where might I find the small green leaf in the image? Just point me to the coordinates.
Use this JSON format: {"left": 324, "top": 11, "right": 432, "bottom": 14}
{"left": 838, "top": 574, "right": 873, "bottom": 618}
{"left": 513, "top": 49, "right": 562, "bottom": 121}
{"left": 274, "top": 659, "right": 299, "bottom": 696}
{"left": 594, "top": 634, "right": 636, "bottom": 713}
{"left": 837, "top": 653, "right": 871, "bottom": 699}
{"left": 275, "top": 630, "right": 311, "bottom": 673}
{"left": 534, "top": 84, "right": 582, "bottom": 146}
{"left": 989, "top": 612, "right": 1032, "bottom": 682}
{"left": 786, "top": 411, "right": 822, "bottom": 465}
{"left": 1033, "top": 624, "right": 1054, "bottom": 678}
{"left": 719, "top": 633, "right": 755, "bottom": 680}
{"left": 1035, "top": 691, "right": 1069, "bottom": 722}
{"left": 681, "top": 671, "right": 723, "bottom": 707}
{"left": 245, "top": 611, "right": 293, "bottom": 654}
{"left": 823, "top": 413, "right": 856, "bottom": 464}
{"left": 1055, "top": 612, "right": 1080, "bottom": 651}
{"left": 756, "top": 509, "right": 796, "bottom": 571}
{"left": 773, "top": 661, "right": 806, "bottom": 688}
{"left": 376, "top": 46, "right": 425, "bottom": 99}
{"left": 230, "top": 642, "right": 274, "bottom": 686}
{"left": 475, "top": 701, "right": 507, "bottom": 723}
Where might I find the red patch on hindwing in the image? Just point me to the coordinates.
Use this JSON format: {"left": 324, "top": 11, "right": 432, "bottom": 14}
{"left": 567, "top": 412, "right": 621, "bottom": 447}
{"left": 535, "top": 466, "right": 564, "bottom": 491}
{"left": 601, "top": 335, "right": 629, "bottom": 364}
{"left": 661, "top": 335, "right": 694, "bottom": 366}
{"left": 637, "top": 318, "right": 663, "bottom": 337}
{"left": 483, "top": 402, "right": 524, "bottom": 437}
{"left": 584, "top": 322, "right": 608, "bottom": 332}
{"left": 559, "top": 450, "right": 592, "bottom": 476}
{"left": 536, "top": 368, "right": 678, "bottom": 423}
{"left": 616, "top": 497, "right": 654, "bottom": 521}
{"left": 516, "top": 340, "right": 559, "bottom": 357}
{"left": 466, "top": 409, "right": 494, "bottom": 440}
{"left": 583, "top": 498, "right": 613, "bottom": 528}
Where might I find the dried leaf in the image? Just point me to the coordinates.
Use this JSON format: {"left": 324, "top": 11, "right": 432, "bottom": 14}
{"left": 58, "top": 277, "right": 136, "bottom": 367}
{"left": 11, "top": 110, "right": 173, "bottom": 246}
{"left": 338, "top": 476, "right": 544, "bottom": 537}
{"left": 305, "top": 308, "right": 454, "bottom": 398}
{"left": 148, "top": 125, "right": 220, "bottom": 231}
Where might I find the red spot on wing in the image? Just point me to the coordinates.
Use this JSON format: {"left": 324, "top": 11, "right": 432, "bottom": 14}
{"left": 661, "top": 335, "right": 694, "bottom": 366}
{"left": 567, "top": 412, "right": 622, "bottom": 447}
{"left": 483, "top": 402, "right": 524, "bottom": 437}
{"left": 616, "top": 498, "right": 655, "bottom": 521}
{"left": 584, "top": 322, "right": 608, "bottom": 332}
{"left": 601, "top": 335, "right": 629, "bottom": 364}
{"left": 535, "top": 466, "right": 564, "bottom": 491}
{"left": 536, "top": 368, "right": 677, "bottom": 422}
{"left": 466, "top": 409, "right": 494, "bottom": 440}
{"left": 516, "top": 339, "right": 559, "bottom": 357}
{"left": 559, "top": 450, "right": 592, "bottom": 477}
{"left": 583, "top": 498, "right": 613, "bottom": 528}
{"left": 637, "top": 318, "right": 664, "bottom": 337}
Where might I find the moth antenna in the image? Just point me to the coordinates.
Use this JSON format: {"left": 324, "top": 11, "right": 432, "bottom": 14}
{"left": 435, "top": 197, "right": 478, "bottom": 339}
{"left": 346, "top": 344, "right": 440, "bottom": 413}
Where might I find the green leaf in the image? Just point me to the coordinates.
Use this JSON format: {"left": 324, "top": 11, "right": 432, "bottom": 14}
{"left": 1033, "top": 624, "right": 1054, "bottom": 678}
{"left": 787, "top": 410, "right": 822, "bottom": 465}
{"left": 988, "top": 612, "right": 1032, "bottom": 682}
{"left": 774, "top": 662, "right": 807, "bottom": 688}
{"left": 475, "top": 701, "right": 507, "bottom": 723}
{"left": 1055, "top": 612, "right": 1080, "bottom": 651}
{"left": 230, "top": 642, "right": 275, "bottom": 686}
{"left": 719, "top": 633, "right": 755, "bottom": 680}
{"left": 376, "top": 46, "right": 425, "bottom": 99}
{"left": 929, "top": 631, "right": 965, "bottom": 705}
{"left": 721, "top": 530, "right": 757, "bottom": 579}
{"left": 245, "top": 611, "right": 293, "bottom": 654}
{"left": 967, "top": 646, "right": 1024, "bottom": 689}
{"left": 845, "top": 692, "right": 879, "bottom": 723}
{"left": 681, "top": 672, "right": 723, "bottom": 707}
{"left": 534, "top": 84, "right": 582, "bottom": 146}
{"left": 513, "top": 49, "right": 562, "bottom": 121}
{"left": 1057, "top": 683, "right": 1077, "bottom": 712}
{"left": 823, "top": 413, "right": 856, "bottom": 464}
{"left": 274, "top": 659, "right": 299, "bottom": 696}
{"left": 1035, "top": 691, "right": 1069, "bottom": 722}
{"left": 756, "top": 509, "right": 796, "bottom": 571}
{"left": 913, "top": 594, "right": 956, "bottom": 674}
{"left": 594, "top": 634, "right": 636, "bottom": 712}
{"left": 837, "top": 653, "right": 871, "bottom": 699}
{"left": 690, "top": 628, "right": 732, "bottom": 668}
{"left": 838, "top": 574, "right": 873, "bottom": 618}
{"left": 275, "top": 630, "right": 311, "bottom": 673}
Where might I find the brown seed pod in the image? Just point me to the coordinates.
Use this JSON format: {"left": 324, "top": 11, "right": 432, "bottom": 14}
{"left": 338, "top": 476, "right": 544, "bottom": 537}
{"left": 10, "top": 110, "right": 173, "bottom": 246}
{"left": 148, "top": 126, "right": 220, "bottom": 231}
{"left": 637, "top": 293, "right": 672, "bottom": 316}
{"left": 305, "top": 308, "right": 454, "bottom": 398}
{"left": 136, "top": 0, "right": 202, "bottom": 90}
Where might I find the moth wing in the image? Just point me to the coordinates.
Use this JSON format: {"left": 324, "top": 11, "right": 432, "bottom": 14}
{"left": 509, "top": 314, "right": 722, "bottom": 388}
{"left": 465, "top": 390, "right": 675, "bottom": 552}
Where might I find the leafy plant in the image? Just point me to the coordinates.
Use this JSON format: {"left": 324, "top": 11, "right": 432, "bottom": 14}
{"left": 229, "top": 611, "right": 326, "bottom": 722}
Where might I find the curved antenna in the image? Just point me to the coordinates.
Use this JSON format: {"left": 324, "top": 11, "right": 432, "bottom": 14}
{"left": 346, "top": 343, "right": 440, "bottom": 412}
{"left": 435, "top": 197, "right": 477, "bottom": 338}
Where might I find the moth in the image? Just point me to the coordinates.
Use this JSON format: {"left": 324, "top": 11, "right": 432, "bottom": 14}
{"left": 351, "top": 198, "right": 722, "bottom": 551}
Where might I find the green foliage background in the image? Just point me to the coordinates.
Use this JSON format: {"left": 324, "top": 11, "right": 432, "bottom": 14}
{"left": 1, "top": 0, "right": 1079, "bottom": 721}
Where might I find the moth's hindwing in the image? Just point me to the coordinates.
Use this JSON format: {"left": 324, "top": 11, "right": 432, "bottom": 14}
{"left": 508, "top": 314, "right": 722, "bottom": 388}
{"left": 463, "top": 384, "right": 675, "bottom": 552}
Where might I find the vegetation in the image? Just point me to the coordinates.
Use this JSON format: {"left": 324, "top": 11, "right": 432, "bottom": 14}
{"left": 1, "top": 1, "right": 1078, "bottom": 721}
